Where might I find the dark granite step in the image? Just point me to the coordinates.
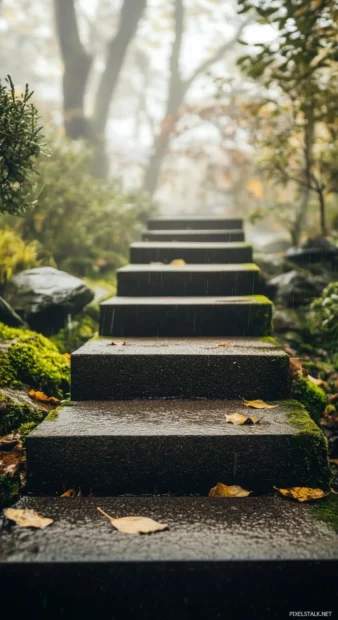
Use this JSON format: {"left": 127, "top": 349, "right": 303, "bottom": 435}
{"left": 99, "top": 295, "right": 272, "bottom": 337}
{"left": 117, "top": 264, "right": 259, "bottom": 297}
{"left": 147, "top": 216, "right": 243, "bottom": 229}
{"left": 130, "top": 241, "right": 252, "bottom": 264}
{"left": 142, "top": 230, "right": 245, "bottom": 242}
{"left": 1, "top": 496, "right": 337, "bottom": 618}
{"left": 71, "top": 337, "right": 290, "bottom": 400}
{"left": 26, "top": 399, "right": 330, "bottom": 494}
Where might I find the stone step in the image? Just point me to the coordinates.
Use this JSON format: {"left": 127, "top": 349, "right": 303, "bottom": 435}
{"left": 26, "top": 399, "right": 329, "bottom": 494}
{"left": 1, "top": 496, "right": 337, "bottom": 618}
{"left": 71, "top": 337, "right": 290, "bottom": 400}
{"left": 99, "top": 295, "right": 272, "bottom": 337}
{"left": 117, "top": 264, "right": 259, "bottom": 297}
{"left": 142, "top": 230, "right": 245, "bottom": 242}
{"left": 130, "top": 241, "right": 252, "bottom": 264}
{"left": 147, "top": 216, "right": 243, "bottom": 230}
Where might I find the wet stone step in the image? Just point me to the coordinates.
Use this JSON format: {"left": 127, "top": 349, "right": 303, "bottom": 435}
{"left": 142, "top": 230, "right": 245, "bottom": 242}
{"left": 117, "top": 264, "right": 259, "bottom": 297}
{"left": 26, "top": 400, "right": 330, "bottom": 495}
{"left": 99, "top": 295, "right": 272, "bottom": 338}
{"left": 147, "top": 216, "right": 243, "bottom": 229}
{"left": 71, "top": 337, "right": 290, "bottom": 400}
{"left": 130, "top": 242, "right": 252, "bottom": 264}
{"left": 1, "top": 496, "right": 337, "bottom": 618}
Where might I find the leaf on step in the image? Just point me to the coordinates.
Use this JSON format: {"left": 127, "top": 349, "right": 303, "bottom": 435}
{"left": 225, "top": 413, "right": 261, "bottom": 425}
{"left": 170, "top": 259, "right": 186, "bottom": 266}
{"left": 273, "top": 486, "right": 328, "bottom": 502}
{"left": 110, "top": 341, "right": 129, "bottom": 346}
{"left": 289, "top": 358, "right": 302, "bottom": 375}
{"left": 217, "top": 342, "right": 233, "bottom": 347}
{"left": 97, "top": 507, "right": 169, "bottom": 535}
{"left": 208, "top": 482, "right": 252, "bottom": 497}
{"left": 4, "top": 508, "right": 54, "bottom": 529}
{"left": 61, "top": 488, "right": 77, "bottom": 497}
{"left": 28, "top": 390, "right": 61, "bottom": 406}
{"left": 242, "top": 399, "right": 278, "bottom": 409}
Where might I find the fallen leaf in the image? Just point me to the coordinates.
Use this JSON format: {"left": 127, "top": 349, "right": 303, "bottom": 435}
{"left": 170, "top": 259, "right": 186, "bottom": 266}
{"left": 273, "top": 486, "right": 328, "bottom": 502}
{"left": 243, "top": 399, "right": 278, "bottom": 409}
{"left": 63, "top": 353, "right": 71, "bottom": 361}
{"left": 110, "top": 341, "right": 129, "bottom": 346}
{"left": 4, "top": 508, "right": 54, "bottom": 529}
{"left": 97, "top": 507, "right": 169, "bottom": 534}
{"left": 208, "top": 482, "right": 251, "bottom": 497}
{"left": 308, "top": 375, "right": 329, "bottom": 390}
{"left": 290, "top": 358, "right": 302, "bottom": 375}
{"left": 329, "top": 459, "right": 338, "bottom": 466}
{"left": 328, "top": 393, "right": 338, "bottom": 404}
{"left": 225, "top": 413, "right": 261, "bottom": 425}
{"left": 28, "top": 390, "right": 61, "bottom": 406}
{"left": 61, "top": 488, "right": 77, "bottom": 497}
{"left": 217, "top": 342, "right": 233, "bottom": 347}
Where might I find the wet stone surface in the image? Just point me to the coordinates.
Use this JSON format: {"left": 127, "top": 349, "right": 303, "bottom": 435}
{"left": 99, "top": 295, "right": 272, "bottom": 337}
{"left": 147, "top": 216, "right": 243, "bottom": 230}
{"left": 25, "top": 399, "right": 327, "bottom": 494}
{"left": 142, "top": 230, "right": 245, "bottom": 242}
{"left": 130, "top": 241, "right": 253, "bottom": 264}
{"left": 117, "top": 263, "right": 259, "bottom": 297}
{"left": 71, "top": 337, "right": 290, "bottom": 401}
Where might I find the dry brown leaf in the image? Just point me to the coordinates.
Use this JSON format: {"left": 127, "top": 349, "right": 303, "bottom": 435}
{"left": 273, "top": 486, "right": 328, "bottom": 502}
{"left": 243, "top": 399, "right": 278, "bottom": 409}
{"left": 208, "top": 482, "right": 252, "bottom": 497}
{"left": 217, "top": 342, "right": 233, "bottom": 347}
{"left": 329, "top": 459, "right": 338, "bottom": 466}
{"left": 28, "top": 390, "right": 61, "bottom": 406}
{"left": 289, "top": 358, "right": 302, "bottom": 375}
{"left": 4, "top": 508, "right": 54, "bottom": 529}
{"left": 225, "top": 413, "right": 261, "bottom": 425}
{"left": 61, "top": 488, "right": 77, "bottom": 497}
{"left": 97, "top": 507, "right": 169, "bottom": 535}
{"left": 170, "top": 259, "right": 186, "bottom": 266}
{"left": 110, "top": 341, "right": 129, "bottom": 346}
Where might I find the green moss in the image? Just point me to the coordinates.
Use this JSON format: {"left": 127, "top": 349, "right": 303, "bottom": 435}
{"left": 0, "top": 392, "right": 46, "bottom": 436}
{"left": 314, "top": 494, "right": 338, "bottom": 532}
{"left": 19, "top": 421, "right": 39, "bottom": 437}
{"left": 0, "top": 322, "right": 70, "bottom": 398}
{"left": 285, "top": 399, "right": 331, "bottom": 492}
{"left": 260, "top": 336, "right": 281, "bottom": 346}
{"left": 292, "top": 374, "right": 326, "bottom": 425}
{"left": 45, "top": 408, "right": 60, "bottom": 422}
{"left": 0, "top": 475, "right": 20, "bottom": 509}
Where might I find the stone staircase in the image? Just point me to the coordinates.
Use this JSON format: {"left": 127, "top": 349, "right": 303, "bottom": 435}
{"left": 0, "top": 215, "right": 337, "bottom": 618}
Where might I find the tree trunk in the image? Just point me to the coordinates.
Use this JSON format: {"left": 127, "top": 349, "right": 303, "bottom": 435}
{"left": 53, "top": 0, "right": 93, "bottom": 140}
{"left": 292, "top": 186, "right": 310, "bottom": 245}
{"left": 318, "top": 187, "right": 327, "bottom": 236}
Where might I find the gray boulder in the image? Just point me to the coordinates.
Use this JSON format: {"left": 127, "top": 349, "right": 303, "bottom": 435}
{"left": 286, "top": 236, "right": 338, "bottom": 266}
{"left": 2, "top": 267, "right": 94, "bottom": 334}
{"left": 0, "top": 296, "right": 26, "bottom": 328}
{"left": 267, "top": 270, "right": 327, "bottom": 308}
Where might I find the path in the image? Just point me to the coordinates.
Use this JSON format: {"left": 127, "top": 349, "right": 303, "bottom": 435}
{"left": 0, "top": 215, "right": 337, "bottom": 618}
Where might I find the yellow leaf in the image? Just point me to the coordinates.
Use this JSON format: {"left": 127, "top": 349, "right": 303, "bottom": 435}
{"left": 289, "top": 358, "right": 302, "bottom": 375}
{"left": 97, "top": 507, "right": 169, "bottom": 535}
{"left": 273, "top": 486, "right": 328, "bottom": 502}
{"left": 63, "top": 353, "right": 71, "bottom": 361}
{"left": 170, "top": 259, "right": 186, "bottom": 266}
{"left": 217, "top": 342, "right": 233, "bottom": 347}
{"left": 28, "top": 390, "right": 61, "bottom": 406}
{"left": 61, "top": 488, "right": 77, "bottom": 497}
{"left": 208, "top": 482, "right": 251, "bottom": 497}
{"left": 4, "top": 508, "right": 53, "bottom": 529}
{"left": 225, "top": 413, "right": 261, "bottom": 425}
{"left": 242, "top": 399, "right": 278, "bottom": 409}
{"left": 247, "top": 178, "right": 264, "bottom": 199}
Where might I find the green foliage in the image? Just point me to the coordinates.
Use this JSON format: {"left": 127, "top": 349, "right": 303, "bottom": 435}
{"left": 0, "top": 228, "right": 43, "bottom": 285}
{"left": 311, "top": 282, "right": 338, "bottom": 340}
{"left": 292, "top": 373, "right": 326, "bottom": 426}
{"left": 9, "top": 136, "right": 154, "bottom": 278}
{"left": 0, "top": 322, "right": 70, "bottom": 398}
{"left": 51, "top": 305, "right": 99, "bottom": 353}
{"left": 0, "top": 76, "right": 43, "bottom": 215}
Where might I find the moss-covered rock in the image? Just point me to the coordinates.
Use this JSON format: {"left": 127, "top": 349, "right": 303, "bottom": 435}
{"left": 291, "top": 373, "right": 326, "bottom": 426}
{"left": 0, "top": 322, "right": 70, "bottom": 398}
{"left": 0, "top": 387, "right": 48, "bottom": 437}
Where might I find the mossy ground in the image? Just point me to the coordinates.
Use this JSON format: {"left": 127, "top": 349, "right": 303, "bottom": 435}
{"left": 285, "top": 399, "right": 331, "bottom": 492}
